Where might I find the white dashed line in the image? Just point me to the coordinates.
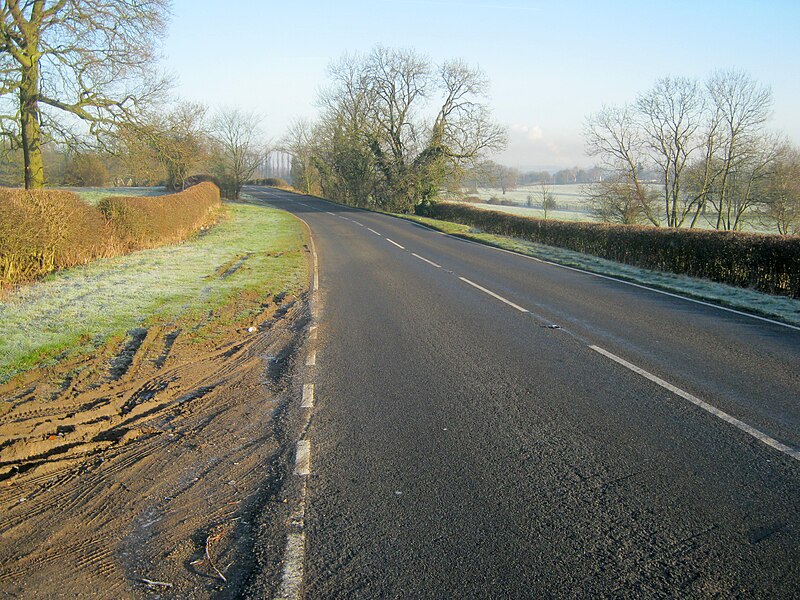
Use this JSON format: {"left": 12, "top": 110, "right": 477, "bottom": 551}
{"left": 302, "top": 383, "right": 315, "bottom": 408}
{"left": 459, "top": 277, "right": 529, "bottom": 313}
{"left": 412, "top": 253, "right": 441, "bottom": 268}
{"left": 326, "top": 211, "right": 335, "bottom": 216}
{"left": 306, "top": 351, "right": 316, "bottom": 366}
{"left": 276, "top": 533, "right": 305, "bottom": 600}
{"left": 368, "top": 228, "right": 382, "bottom": 236}
{"left": 294, "top": 440, "right": 311, "bottom": 475}
{"left": 589, "top": 345, "right": 800, "bottom": 461}
{"left": 352, "top": 220, "right": 364, "bottom": 226}
{"left": 309, "top": 325, "right": 317, "bottom": 340}
{"left": 386, "top": 238, "right": 406, "bottom": 250}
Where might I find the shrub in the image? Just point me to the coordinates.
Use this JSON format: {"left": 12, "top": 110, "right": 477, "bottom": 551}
{"left": 99, "top": 182, "right": 221, "bottom": 251}
{"left": 0, "top": 189, "right": 111, "bottom": 287}
{"left": 426, "top": 203, "right": 800, "bottom": 298}
{"left": 1, "top": 182, "right": 222, "bottom": 290}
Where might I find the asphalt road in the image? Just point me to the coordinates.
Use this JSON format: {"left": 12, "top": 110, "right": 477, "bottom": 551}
{"left": 247, "top": 187, "right": 800, "bottom": 599}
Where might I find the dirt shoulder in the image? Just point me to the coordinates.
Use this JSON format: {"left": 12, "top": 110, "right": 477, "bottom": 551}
{"left": 0, "top": 291, "right": 310, "bottom": 598}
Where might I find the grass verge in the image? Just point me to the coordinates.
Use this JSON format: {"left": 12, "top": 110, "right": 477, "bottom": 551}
{"left": 0, "top": 200, "right": 308, "bottom": 383}
{"left": 398, "top": 214, "right": 800, "bottom": 327}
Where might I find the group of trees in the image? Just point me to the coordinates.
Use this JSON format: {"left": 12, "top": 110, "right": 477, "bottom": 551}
{"left": 585, "top": 70, "right": 799, "bottom": 233}
{"left": 461, "top": 162, "right": 605, "bottom": 194}
{"left": 282, "top": 46, "right": 506, "bottom": 213}
{"left": 0, "top": 1, "right": 265, "bottom": 199}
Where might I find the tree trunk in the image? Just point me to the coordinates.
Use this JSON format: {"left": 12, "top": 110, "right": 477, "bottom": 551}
{"left": 20, "top": 57, "right": 45, "bottom": 189}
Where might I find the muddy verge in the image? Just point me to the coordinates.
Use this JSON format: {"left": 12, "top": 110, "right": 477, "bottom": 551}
{"left": 0, "top": 294, "right": 309, "bottom": 598}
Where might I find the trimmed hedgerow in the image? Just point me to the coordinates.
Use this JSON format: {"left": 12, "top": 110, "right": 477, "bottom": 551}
{"left": 99, "top": 182, "right": 221, "bottom": 251}
{"left": 424, "top": 203, "right": 800, "bottom": 298}
{"left": 0, "top": 188, "right": 112, "bottom": 287}
{"left": 1, "top": 183, "right": 221, "bottom": 290}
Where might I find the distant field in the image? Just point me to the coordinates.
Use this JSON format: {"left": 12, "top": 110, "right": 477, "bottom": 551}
{"left": 454, "top": 184, "right": 771, "bottom": 232}
{"left": 62, "top": 186, "right": 167, "bottom": 205}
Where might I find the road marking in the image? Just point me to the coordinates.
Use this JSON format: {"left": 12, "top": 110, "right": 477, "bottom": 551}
{"left": 308, "top": 234, "right": 319, "bottom": 292}
{"left": 309, "top": 325, "right": 317, "bottom": 340}
{"left": 394, "top": 216, "right": 798, "bottom": 332}
{"left": 459, "top": 277, "right": 530, "bottom": 313}
{"left": 306, "top": 351, "right": 316, "bottom": 366}
{"left": 412, "top": 253, "right": 442, "bottom": 268}
{"left": 276, "top": 532, "right": 305, "bottom": 600}
{"left": 302, "top": 383, "right": 314, "bottom": 408}
{"left": 326, "top": 211, "right": 335, "bottom": 216}
{"left": 352, "top": 220, "right": 364, "bottom": 226}
{"left": 368, "top": 228, "right": 382, "bottom": 236}
{"left": 386, "top": 238, "right": 406, "bottom": 250}
{"left": 294, "top": 440, "right": 311, "bottom": 475}
{"left": 589, "top": 345, "right": 800, "bottom": 461}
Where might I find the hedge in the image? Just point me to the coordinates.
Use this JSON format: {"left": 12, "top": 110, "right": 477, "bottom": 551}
{"left": 1, "top": 183, "right": 221, "bottom": 290}
{"left": 99, "top": 182, "right": 221, "bottom": 251}
{"left": 0, "top": 189, "right": 112, "bottom": 287}
{"left": 425, "top": 203, "right": 800, "bottom": 298}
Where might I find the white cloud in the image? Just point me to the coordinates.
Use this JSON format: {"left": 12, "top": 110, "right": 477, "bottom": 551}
{"left": 511, "top": 123, "right": 544, "bottom": 142}
{"left": 496, "top": 124, "right": 588, "bottom": 170}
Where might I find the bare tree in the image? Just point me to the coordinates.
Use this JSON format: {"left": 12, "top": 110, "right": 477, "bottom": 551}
{"left": 761, "top": 145, "right": 800, "bottom": 235}
{"left": 585, "top": 104, "right": 659, "bottom": 225}
{"left": 281, "top": 118, "right": 320, "bottom": 195}
{"left": 705, "top": 70, "right": 773, "bottom": 230}
{"left": 636, "top": 77, "right": 705, "bottom": 227}
{"left": 493, "top": 164, "right": 519, "bottom": 195}
{"left": 209, "top": 108, "right": 263, "bottom": 199}
{"left": 536, "top": 180, "right": 558, "bottom": 219}
{"left": 152, "top": 103, "right": 208, "bottom": 190}
{"left": 0, "top": 0, "right": 170, "bottom": 188}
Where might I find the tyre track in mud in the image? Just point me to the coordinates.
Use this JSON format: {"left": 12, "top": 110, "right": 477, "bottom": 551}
{"left": 0, "top": 293, "right": 311, "bottom": 598}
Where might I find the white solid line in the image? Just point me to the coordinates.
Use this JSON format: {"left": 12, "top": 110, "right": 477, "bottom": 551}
{"left": 400, "top": 217, "right": 798, "bottom": 331}
{"left": 306, "top": 351, "right": 316, "bottom": 367}
{"left": 412, "top": 253, "right": 442, "bottom": 268}
{"left": 386, "top": 238, "right": 406, "bottom": 250}
{"left": 302, "top": 383, "right": 315, "bottom": 408}
{"left": 459, "top": 277, "right": 530, "bottom": 313}
{"left": 276, "top": 532, "right": 305, "bottom": 600}
{"left": 589, "top": 345, "right": 800, "bottom": 461}
{"left": 367, "top": 228, "right": 382, "bottom": 236}
{"left": 294, "top": 439, "right": 311, "bottom": 475}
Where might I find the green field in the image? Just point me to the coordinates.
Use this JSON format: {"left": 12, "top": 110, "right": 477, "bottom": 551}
{"left": 0, "top": 199, "right": 308, "bottom": 383}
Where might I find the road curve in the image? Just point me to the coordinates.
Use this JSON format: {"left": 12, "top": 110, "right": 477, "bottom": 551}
{"left": 247, "top": 187, "right": 800, "bottom": 598}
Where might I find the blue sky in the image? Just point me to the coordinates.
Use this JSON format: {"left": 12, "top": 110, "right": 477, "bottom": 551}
{"left": 164, "top": 0, "right": 800, "bottom": 169}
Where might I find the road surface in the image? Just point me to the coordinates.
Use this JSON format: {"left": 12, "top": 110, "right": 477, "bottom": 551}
{"left": 247, "top": 187, "right": 800, "bottom": 598}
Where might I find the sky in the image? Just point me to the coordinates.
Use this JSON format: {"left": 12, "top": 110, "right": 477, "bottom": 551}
{"left": 164, "top": 0, "right": 800, "bottom": 170}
